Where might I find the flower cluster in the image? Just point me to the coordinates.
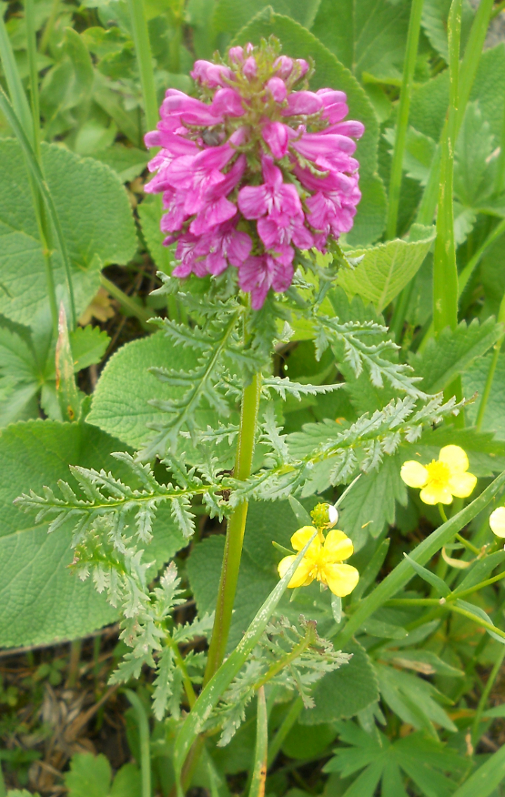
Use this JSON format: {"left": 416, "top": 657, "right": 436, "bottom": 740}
{"left": 401, "top": 445, "right": 477, "bottom": 506}
{"left": 278, "top": 505, "right": 359, "bottom": 597}
{"left": 144, "top": 38, "right": 363, "bottom": 309}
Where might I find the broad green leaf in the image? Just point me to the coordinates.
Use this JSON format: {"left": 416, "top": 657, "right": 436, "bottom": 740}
{"left": 421, "top": 0, "right": 474, "bottom": 63}
{"left": 186, "top": 535, "right": 276, "bottom": 652}
{"left": 69, "top": 325, "right": 110, "bottom": 372}
{"left": 64, "top": 753, "right": 141, "bottom": 797}
{"left": 0, "top": 140, "right": 137, "bottom": 328}
{"left": 339, "top": 455, "right": 406, "bottom": 550}
{"left": 454, "top": 102, "right": 497, "bottom": 209}
{"left": 376, "top": 664, "right": 457, "bottom": 734}
{"left": 345, "top": 173, "right": 387, "bottom": 247}
{"left": 87, "top": 331, "right": 232, "bottom": 461}
{"left": 336, "top": 231, "right": 435, "bottom": 313}
{"left": 212, "top": 0, "right": 321, "bottom": 44}
{"left": 311, "top": 0, "right": 410, "bottom": 82}
{"left": 92, "top": 144, "right": 150, "bottom": 183}
{"left": 409, "top": 318, "right": 502, "bottom": 395}
{"left": 383, "top": 126, "right": 436, "bottom": 186}
{"left": 480, "top": 230, "right": 505, "bottom": 314}
{"left": 243, "top": 498, "right": 307, "bottom": 571}
{"left": 138, "top": 197, "right": 172, "bottom": 273}
{"left": 0, "top": 420, "right": 183, "bottom": 647}
{"left": 282, "top": 722, "right": 337, "bottom": 761}
{"left": 300, "top": 641, "right": 379, "bottom": 724}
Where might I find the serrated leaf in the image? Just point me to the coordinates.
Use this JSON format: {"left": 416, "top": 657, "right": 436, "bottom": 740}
{"left": 212, "top": 0, "right": 320, "bottom": 43}
{"left": 421, "top": 0, "right": 474, "bottom": 63}
{"left": 409, "top": 318, "right": 502, "bottom": 395}
{"left": 300, "top": 641, "right": 379, "bottom": 724}
{"left": 336, "top": 232, "right": 435, "bottom": 313}
{"left": 454, "top": 102, "right": 496, "bottom": 208}
{"left": 0, "top": 139, "right": 136, "bottom": 328}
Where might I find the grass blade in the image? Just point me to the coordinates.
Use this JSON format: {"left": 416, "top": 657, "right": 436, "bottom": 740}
{"left": 248, "top": 687, "right": 268, "bottom": 797}
{"left": 0, "top": 8, "right": 33, "bottom": 138}
{"left": 125, "top": 689, "right": 151, "bottom": 797}
{"left": 450, "top": 742, "right": 505, "bottom": 797}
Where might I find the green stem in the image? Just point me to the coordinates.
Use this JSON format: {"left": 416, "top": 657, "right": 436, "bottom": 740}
{"left": 491, "top": 0, "right": 505, "bottom": 18}
{"left": 203, "top": 370, "right": 262, "bottom": 684}
{"left": 267, "top": 697, "right": 304, "bottom": 767}
{"left": 386, "top": 0, "right": 425, "bottom": 239}
{"left": 471, "top": 646, "right": 505, "bottom": 747}
{"left": 248, "top": 687, "right": 268, "bottom": 797}
{"left": 66, "top": 639, "right": 82, "bottom": 688}
{"left": 475, "top": 290, "right": 505, "bottom": 431}
{"left": 388, "top": 568, "right": 505, "bottom": 607}
{"left": 167, "top": 637, "right": 197, "bottom": 708}
{"left": 125, "top": 690, "right": 151, "bottom": 797}
{"left": 126, "top": 0, "right": 159, "bottom": 133}
{"left": 24, "top": 0, "right": 40, "bottom": 160}
{"left": 100, "top": 273, "right": 154, "bottom": 329}
{"left": 39, "top": 0, "right": 60, "bottom": 54}
{"left": 454, "top": 532, "right": 480, "bottom": 555}
{"left": 447, "top": 603, "right": 505, "bottom": 640}
{"left": 254, "top": 626, "right": 316, "bottom": 691}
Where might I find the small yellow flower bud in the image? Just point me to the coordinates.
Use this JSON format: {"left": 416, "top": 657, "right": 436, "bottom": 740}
{"left": 310, "top": 502, "right": 338, "bottom": 529}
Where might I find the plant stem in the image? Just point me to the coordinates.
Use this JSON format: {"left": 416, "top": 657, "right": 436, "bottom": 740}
{"left": 248, "top": 687, "right": 268, "bottom": 797}
{"left": 386, "top": 0, "right": 424, "bottom": 240}
{"left": 167, "top": 637, "right": 197, "bottom": 708}
{"left": 125, "top": 689, "right": 151, "bottom": 797}
{"left": 475, "top": 286, "right": 505, "bottom": 431}
{"left": 66, "top": 639, "right": 82, "bottom": 688}
{"left": 471, "top": 646, "right": 505, "bottom": 747}
{"left": 267, "top": 697, "right": 304, "bottom": 766}
{"left": 254, "top": 626, "right": 316, "bottom": 691}
{"left": 24, "top": 0, "right": 41, "bottom": 159}
{"left": 100, "top": 274, "right": 154, "bottom": 329}
{"left": 203, "top": 370, "right": 262, "bottom": 684}
{"left": 126, "top": 0, "right": 159, "bottom": 133}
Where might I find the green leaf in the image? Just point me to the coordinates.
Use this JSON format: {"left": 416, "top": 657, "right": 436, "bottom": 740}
{"left": 383, "top": 126, "right": 436, "bottom": 186}
{"left": 138, "top": 197, "right": 172, "bottom": 273}
{"left": 64, "top": 753, "right": 141, "bottom": 797}
{"left": 454, "top": 102, "right": 496, "bottom": 209}
{"left": 454, "top": 599, "right": 505, "bottom": 645}
{"left": 360, "top": 618, "right": 407, "bottom": 640}
{"left": 87, "top": 331, "right": 232, "bottom": 463}
{"left": 450, "top": 744, "right": 505, "bottom": 797}
{"left": 339, "top": 455, "right": 406, "bottom": 550}
{"left": 0, "top": 420, "right": 183, "bottom": 647}
{"left": 69, "top": 325, "right": 110, "bottom": 371}
{"left": 311, "top": 0, "right": 410, "bottom": 82}
{"left": 409, "top": 318, "right": 502, "bottom": 395}
{"left": 345, "top": 173, "right": 387, "bottom": 247}
{"left": 376, "top": 664, "right": 457, "bottom": 734}
{"left": 0, "top": 139, "right": 137, "bottom": 328}
{"left": 421, "top": 0, "right": 474, "bottom": 63}
{"left": 337, "top": 230, "right": 435, "bottom": 315}
{"left": 212, "top": 0, "right": 321, "bottom": 43}
{"left": 244, "top": 498, "right": 307, "bottom": 571}
{"left": 402, "top": 554, "right": 450, "bottom": 597}
{"left": 464, "top": 351, "right": 505, "bottom": 439}
{"left": 300, "top": 641, "right": 379, "bottom": 724}
{"left": 92, "top": 144, "right": 150, "bottom": 183}
{"left": 186, "top": 535, "right": 277, "bottom": 652}
{"left": 380, "top": 649, "right": 464, "bottom": 678}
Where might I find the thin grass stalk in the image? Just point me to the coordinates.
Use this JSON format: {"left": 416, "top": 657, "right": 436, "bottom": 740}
{"left": 386, "top": 0, "right": 425, "bottom": 240}
{"left": 0, "top": 11, "right": 33, "bottom": 138}
{"left": 475, "top": 291, "right": 505, "bottom": 431}
{"left": 125, "top": 689, "right": 151, "bottom": 797}
{"left": 0, "top": 88, "right": 76, "bottom": 329}
{"left": 471, "top": 645, "right": 505, "bottom": 748}
{"left": 248, "top": 687, "right": 268, "bottom": 797}
{"left": 416, "top": 0, "right": 495, "bottom": 225}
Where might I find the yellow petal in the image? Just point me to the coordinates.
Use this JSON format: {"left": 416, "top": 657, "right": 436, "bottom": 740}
{"left": 323, "top": 563, "right": 360, "bottom": 597}
{"left": 439, "top": 445, "right": 469, "bottom": 474}
{"left": 401, "top": 460, "right": 428, "bottom": 488}
{"left": 490, "top": 507, "right": 505, "bottom": 538}
{"left": 278, "top": 555, "right": 313, "bottom": 588}
{"left": 324, "top": 529, "right": 353, "bottom": 562}
{"left": 420, "top": 484, "right": 453, "bottom": 505}
{"left": 448, "top": 471, "right": 477, "bottom": 498}
{"left": 291, "top": 526, "right": 318, "bottom": 551}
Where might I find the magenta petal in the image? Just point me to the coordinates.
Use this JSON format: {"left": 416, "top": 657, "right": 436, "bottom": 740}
{"left": 269, "top": 256, "right": 294, "bottom": 292}
{"left": 212, "top": 88, "right": 244, "bottom": 117}
{"left": 227, "top": 230, "right": 252, "bottom": 266}
{"left": 273, "top": 56, "right": 294, "bottom": 79}
{"left": 228, "top": 46, "right": 244, "bottom": 64}
{"left": 189, "top": 196, "right": 237, "bottom": 235}
{"left": 243, "top": 56, "right": 257, "bottom": 79}
{"left": 238, "top": 185, "right": 268, "bottom": 219}
{"left": 206, "top": 251, "right": 228, "bottom": 275}
{"left": 257, "top": 217, "right": 280, "bottom": 249}
{"left": 282, "top": 91, "right": 323, "bottom": 116}
{"left": 326, "top": 120, "right": 365, "bottom": 139}
{"left": 262, "top": 121, "right": 289, "bottom": 158}
{"left": 266, "top": 77, "right": 287, "bottom": 102}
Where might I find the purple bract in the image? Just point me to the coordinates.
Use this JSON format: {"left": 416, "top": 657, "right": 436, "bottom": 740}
{"left": 144, "top": 39, "right": 364, "bottom": 310}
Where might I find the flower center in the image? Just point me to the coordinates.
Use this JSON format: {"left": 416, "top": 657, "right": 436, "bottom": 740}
{"left": 426, "top": 460, "right": 451, "bottom": 489}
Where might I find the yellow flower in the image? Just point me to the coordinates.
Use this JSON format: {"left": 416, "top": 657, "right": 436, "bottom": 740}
{"left": 490, "top": 507, "right": 505, "bottom": 538}
{"left": 401, "top": 445, "right": 477, "bottom": 505}
{"left": 278, "top": 525, "right": 359, "bottom": 597}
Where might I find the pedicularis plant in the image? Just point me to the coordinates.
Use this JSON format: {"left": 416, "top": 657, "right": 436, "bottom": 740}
{"left": 3, "top": 1, "right": 505, "bottom": 796}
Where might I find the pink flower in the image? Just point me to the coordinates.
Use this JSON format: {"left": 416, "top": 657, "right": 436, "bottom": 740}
{"left": 189, "top": 156, "right": 246, "bottom": 235}
{"left": 191, "top": 60, "right": 234, "bottom": 87}
{"left": 238, "top": 156, "right": 301, "bottom": 220}
{"left": 261, "top": 120, "right": 290, "bottom": 159}
{"left": 282, "top": 91, "right": 323, "bottom": 116}
{"left": 144, "top": 40, "right": 364, "bottom": 309}
{"left": 243, "top": 56, "right": 257, "bottom": 80}
{"left": 265, "top": 77, "right": 287, "bottom": 103}
{"left": 238, "top": 254, "right": 294, "bottom": 309}
{"left": 211, "top": 87, "right": 245, "bottom": 117}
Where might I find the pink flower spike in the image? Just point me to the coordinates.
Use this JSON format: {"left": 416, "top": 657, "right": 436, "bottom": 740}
{"left": 228, "top": 46, "right": 244, "bottom": 64}
{"left": 204, "top": 222, "right": 252, "bottom": 274}
{"left": 295, "top": 59, "right": 309, "bottom": 78}
{"left": 243, "top": 56, "right": 258, "bottom": 79}
{"left": 191, "top": 60, "right": 234, "bottom": 87}
{"left": 262, "top": 120, "right": 290, "bottom": 159}
{"left": 162, "top": 93, "right": 221, "bottom": 126}
{"left": 189, "top": 155, "right": 246, "bottom": 235}
{"left": 238, "top": 156, "right": 301, "bottom": 219}
{"left": 282, "top": 91, "right": 323, "bottom": 116}
{"left": 265, "top": 77, "right": 287, "bottom": 103}
{"left": 211, "top": 87, "right": 244, "bottom": 117}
